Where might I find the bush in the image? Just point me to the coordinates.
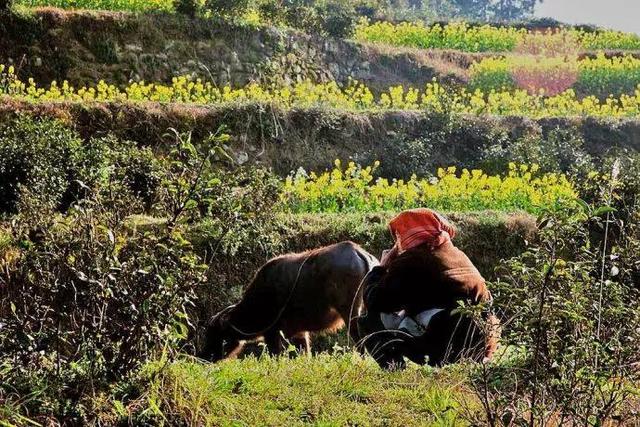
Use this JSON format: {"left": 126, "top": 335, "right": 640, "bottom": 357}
{"left": 257, "top": 0, "right": 358, "bottom": 37}
{"left": 481, "top": 127, "right": 593, "bottom": 176}
{"left": 174, "top": 0, "right": 200, "bottom": 16}
{"left": 0, "top": 115, "right": 84, "bottom": 214}
{"left": 472, "top": 196, "right": 640, "bottom": 424}
{"left": 0, "top": 126, "right": 283, "bottom": 421}
{"left": 317, "top": 0, "right": 358, "bottom": 38}
{"left": 100, "top": 137, "right": 162, "bottom": 210}
{"left": 0, "top": 193, "right": 207, "bottom": 420}
{"left": 204, "top": 0, "right": 250, "bottom": 17}
{"left": 0, "top": 116, "right": 164, "bottom": 215}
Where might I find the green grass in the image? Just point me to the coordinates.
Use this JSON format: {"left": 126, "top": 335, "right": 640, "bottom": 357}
{"left": 126, "top": 353, "right": 475, "bottom": 426}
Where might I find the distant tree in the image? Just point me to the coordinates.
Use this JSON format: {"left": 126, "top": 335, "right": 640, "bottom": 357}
{"left": 428, "top": 0, "right": 542, "bottom": 21}
{"left": 450, "top": 0, "right": 490, "bottom": 20}
{"left": 489, "top": 0, "right": 541, "bottom": 21}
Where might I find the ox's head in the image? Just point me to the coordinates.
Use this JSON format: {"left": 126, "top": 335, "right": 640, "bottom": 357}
{"left": 198, "top": 305, "right": 241, "bottom": 362}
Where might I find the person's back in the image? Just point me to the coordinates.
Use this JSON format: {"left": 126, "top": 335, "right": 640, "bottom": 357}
{"left": 356, "top": 208, "right": 500, "bottom": 369}
{"left": 365, "top": 239, "right": 490, "bottom": 315}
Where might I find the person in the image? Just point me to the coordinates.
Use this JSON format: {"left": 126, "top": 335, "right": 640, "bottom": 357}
{"left": 354, "top": 208, "right": 500, "bottom": 370}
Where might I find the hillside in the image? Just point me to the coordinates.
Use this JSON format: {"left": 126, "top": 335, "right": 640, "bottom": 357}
{"left": 0, "top": 10, "right": 476, "bottom": 91}
{"left": 1, "top": 3, "right": 640, "bottom": 425}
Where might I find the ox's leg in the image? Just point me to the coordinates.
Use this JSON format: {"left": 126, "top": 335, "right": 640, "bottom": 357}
{"left": 337, "top": 302, "right": 365, "bottom": 346}
{"left": 224, "top": 340, "right": 246, "bottom": 359}
{"left": 290, "top": 331, "right": 311, "bottom": 355}
{"left": 264, "top": 329, "right": 286, "bottom": 356}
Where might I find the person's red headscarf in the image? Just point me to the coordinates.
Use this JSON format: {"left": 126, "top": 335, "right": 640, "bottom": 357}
{"left": 389, "top": 208, "right": 456, "bottom": 252}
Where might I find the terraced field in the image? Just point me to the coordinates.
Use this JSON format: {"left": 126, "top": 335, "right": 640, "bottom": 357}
{"left": 1, "top": 3, "right": 640, "bottom": 426}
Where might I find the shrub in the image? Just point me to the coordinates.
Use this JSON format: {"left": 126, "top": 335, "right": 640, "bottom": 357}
{"left": 99, "top": 137, "right": 163, "bottom": 210}
{"left": 0, "top": 125, "right": 284, "bottom": 421}
{"left": 256, "top": 0, "right": 358, "bottom": 37}
{"left": 481, "top": 127, "right": 593, "bottom": 176}
{"left": 317, "top": 0, "right": 358, "bottom": 38}
{"left": 204, "top": 0, "right": 250, "bottom": 17}
{"left": 473, "top": 195, "right": 640, "bottom": 424}
{"left": 0, "top": 193, "right": 207, "bottom": 420}
{"left": 0, "top": 115, "right": 84, "bottom": 214}
{"left": 0, "top": 116, "right": 164, "bottom": 215}
{"left": 174, "top": 0, "right": 199, "bottom": 16}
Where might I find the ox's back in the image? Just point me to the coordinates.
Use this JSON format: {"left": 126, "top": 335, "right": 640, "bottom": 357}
{"left": 228, "top": 242, "right": 378, "bottom": 336}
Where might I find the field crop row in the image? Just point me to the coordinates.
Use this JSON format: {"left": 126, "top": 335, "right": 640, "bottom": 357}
{"left": 355, "top": 21, "right": 640, "bottom": 52}
{"left": 470, "top": 53, "right": 640, "bottom": 98}
{"left": 4, "top": 66, "right": 640, "bottom": 118}
{"left": 282, "top": 161, "right": 576, "bottom": 214}
{"left": 16, "top": 0, "right": 173, "bottom": 12}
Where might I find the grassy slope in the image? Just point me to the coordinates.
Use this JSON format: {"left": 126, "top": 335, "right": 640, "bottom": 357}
{"left": 3, "top": 99, "right": 639, "bottom": 179}
{"left": 125, "top": 354, "right": 476, "bottom": 426}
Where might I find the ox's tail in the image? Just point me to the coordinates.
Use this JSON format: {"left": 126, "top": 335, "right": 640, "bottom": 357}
{"left": 348, "top": 247, "right": 380, "bottom": 345}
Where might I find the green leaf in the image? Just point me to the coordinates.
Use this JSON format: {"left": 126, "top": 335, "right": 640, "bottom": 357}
{"left": 592, "top": 206, "right": 617, "bottom": 217}
{"left": 184, "top": 199, "right": 198, "bottom": 210}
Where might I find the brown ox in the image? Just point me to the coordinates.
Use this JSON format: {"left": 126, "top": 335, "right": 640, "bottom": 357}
{"left": 199, "top": 241, "right": 379, "bottom": 361}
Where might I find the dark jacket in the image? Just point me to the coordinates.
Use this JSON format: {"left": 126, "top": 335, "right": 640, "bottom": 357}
{"left": 360, "top": 240, "right": 499, "bottom": 366}
{"left": 364, "top": 240, "right": 491, "bottom": 316}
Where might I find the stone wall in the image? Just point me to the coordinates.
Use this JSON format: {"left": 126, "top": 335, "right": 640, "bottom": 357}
{"left": 0, "top": 10, "right": 477, "bottom": 92}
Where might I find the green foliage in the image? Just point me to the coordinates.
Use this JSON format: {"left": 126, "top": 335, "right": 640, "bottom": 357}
{"left": 481, "top": 127, "right": 593, "bottom": 176}
{"left": 254, "top": 0, "right": 360, "bottom": 37}
{"left": 486, "top": 0, "right": 539, "bottom": 21}
{"left": 0, "top": 120, "right": 284, "bottom": 422}
{"left": 100, "top": 137, "right": 163, "bottom": 210}
{"left": 0, "top": 115, "right": 83, "bottom": 214}
{"left": 0, "top": 193, "right": 207, "bottom": 420}
{"left": 16, "top": 0, "right": 173, "bottom": 12}
{"left": 0, "top": 116, "right": 162, "bottom": 215}
{"left": 317, "top": 0, "right": 359, "bottom": 37}
{"left": 174, "top": 0, "right": 200, "bottom": 16}
{"left": 474, "top": 195, "right": 640, "bottom": 424}
{"left": 283, "top": 160, "right": 577, "bottom": 214}
{"left": 204, "top": 0, "right": 251, "bottom": 16}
